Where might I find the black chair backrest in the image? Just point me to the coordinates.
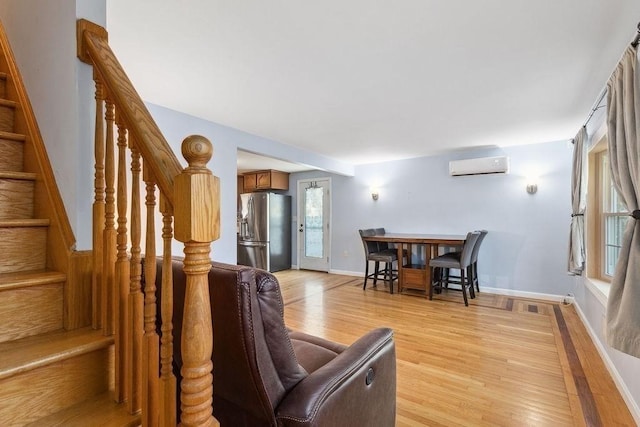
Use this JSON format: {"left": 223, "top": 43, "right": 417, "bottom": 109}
{"left": 460, "top": 231, "right": 481, "bottom": 268}
{"left": 374, "top": 228, "right": 389, "bottom": 250}
{"left": 470, "top": 230, "right": 488, "bottom": 263}
{"left": 359, "top": 229, "right": 380, "bottom": 256}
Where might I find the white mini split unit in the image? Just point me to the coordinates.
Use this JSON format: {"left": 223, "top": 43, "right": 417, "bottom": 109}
{"left": 449, "top": 156, "right": 510, "bottom": 176}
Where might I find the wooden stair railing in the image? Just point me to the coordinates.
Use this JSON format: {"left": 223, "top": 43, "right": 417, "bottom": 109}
{"left": 77, "top": 19, "right": 220, "bottom": 427}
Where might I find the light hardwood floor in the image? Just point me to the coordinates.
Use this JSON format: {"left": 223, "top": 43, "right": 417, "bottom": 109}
{"left": 275, "top": 269, "right": 636, "bottom": 427}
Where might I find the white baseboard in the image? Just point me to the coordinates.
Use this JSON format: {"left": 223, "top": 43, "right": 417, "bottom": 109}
{"left": 292, "top": 265, "right": 362, "bottom": 277}
{"left": 480, "top": 286, "right": 567, "bottom": 303}
{"left": 328, "top": 269, "right": 362, "bottom": 277}
{"left": 573, "top": 301, "right": 640, "bottom": 425}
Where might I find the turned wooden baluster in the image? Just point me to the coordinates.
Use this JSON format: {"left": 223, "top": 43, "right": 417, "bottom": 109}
{"left": 115, "top": 114, "right": 130, "bottom": 404}
{"left": 129, "top": 139, "right": 144, "bottom": 414}
{"left": 92, "top": 72, "right": 105, "bottom": 330}
{"left": 174, "top": 135, "right": 220, "bottom": 427}
{"left": 142, "top": 167, "right": 160, "bottom": 426}
{"left": 160, "top": 196, "right": 177, "bottom": 427}
{"left": 102, "top": 98, "right": 116, "bottom": 337}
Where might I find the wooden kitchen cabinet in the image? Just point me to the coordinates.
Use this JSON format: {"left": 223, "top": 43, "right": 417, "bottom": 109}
{"left": 242, "top": 170, "right": 289, "bottom": 191}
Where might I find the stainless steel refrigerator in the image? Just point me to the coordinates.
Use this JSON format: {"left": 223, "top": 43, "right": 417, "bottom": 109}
{"left": 237, "top": 192, "right": 292, "bottom": 272}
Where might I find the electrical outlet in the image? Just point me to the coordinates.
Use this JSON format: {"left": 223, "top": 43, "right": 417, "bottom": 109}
{"left": 562, "top": 293, "right": 574, "bottom": 305}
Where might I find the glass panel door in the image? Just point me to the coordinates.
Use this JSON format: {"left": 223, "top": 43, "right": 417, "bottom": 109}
{"left": 298, "top": 179, "right": 330, "bottom": 271}
{"left": 304, "top": 185, "right": 324, "bottom": 258}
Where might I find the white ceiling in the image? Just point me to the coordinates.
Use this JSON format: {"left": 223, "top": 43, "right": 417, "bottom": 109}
{"left": 236, "top": 149, "right": 312, "bottom": 174}
{"left": 106, "top": 1, "right": 640, "bottom": 168}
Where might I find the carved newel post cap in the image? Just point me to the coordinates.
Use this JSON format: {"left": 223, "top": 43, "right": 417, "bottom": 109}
{"left": 182, "top": 135, "right": 213, "bottom": 171}
{"left": 175, "top": 134, "right": 220, "bottom": 244}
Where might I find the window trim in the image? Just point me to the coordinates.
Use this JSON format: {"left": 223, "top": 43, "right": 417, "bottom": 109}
{"left": 586, "top": 137, "right": 607, "bottom": 280}
{"left": 586, "top": 132, "right": 629, "bottom": 282}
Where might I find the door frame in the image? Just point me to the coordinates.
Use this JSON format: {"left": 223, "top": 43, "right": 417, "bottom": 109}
{"left": 296, "top": 177, "right": 332, "bottom": 271}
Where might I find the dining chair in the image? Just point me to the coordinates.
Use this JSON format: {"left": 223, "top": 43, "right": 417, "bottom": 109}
{"left": 469, "top": 230, "right": 488, "bottom": 292}
{"left": 375, "top": 227, "right": 409, "bottom": 261}
{"left": 442, "top": 229, "right": 488, "bottom": 293}
{"left": 428, "top": 231, "right": 481, "bottom": 306}
{"left": 359, "top": 229, "right": 398, "bottom": 293}
{"left": 374, "top": 228, "right": 390, "bottom": 251}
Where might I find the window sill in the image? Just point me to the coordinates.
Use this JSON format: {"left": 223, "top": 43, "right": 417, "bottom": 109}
{"left": 585, "top": 277, "right": 610, "bottom": 307}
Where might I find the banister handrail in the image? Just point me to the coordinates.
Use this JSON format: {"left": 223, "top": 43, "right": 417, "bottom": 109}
{"left": 77, "top": 18, "right": 219, "bottom": 425}
{"left": 76, "top": 19, "right": 182, "bottom": 206}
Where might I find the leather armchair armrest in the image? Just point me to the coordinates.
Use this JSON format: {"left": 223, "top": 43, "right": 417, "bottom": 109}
{"left": 275, "top": 327, "right": 396, "bottom": 427}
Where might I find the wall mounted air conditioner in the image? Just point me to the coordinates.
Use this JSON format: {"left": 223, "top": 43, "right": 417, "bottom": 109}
{"left": 449, "top": 156, "right": 509, "bottom": 176}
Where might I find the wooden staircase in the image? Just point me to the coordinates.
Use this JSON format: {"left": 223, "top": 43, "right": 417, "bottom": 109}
{"left": 0, "top": 33, "right": 139, "bottom": 426}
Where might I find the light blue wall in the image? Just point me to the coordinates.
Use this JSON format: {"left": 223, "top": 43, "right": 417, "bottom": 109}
{"left": 290, "top": 141, "right": 575, "bottom": 296}
{"left": 0, "top": 0, "right": 105, "bottom": 249}
{"left": 146, "top": 103, "right": 352, "bottom": 264}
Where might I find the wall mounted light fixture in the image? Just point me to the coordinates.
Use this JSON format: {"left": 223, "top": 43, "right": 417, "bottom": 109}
{"left": 371, "top": 187, "right": 379, "bottom": 201}
{"left": 526, "top": 178, "right": 538, "bottom": 194}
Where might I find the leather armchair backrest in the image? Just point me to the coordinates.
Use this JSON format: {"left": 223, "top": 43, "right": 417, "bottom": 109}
{"left": 210, "top": 263, "right": 307, "bottom": 425}
{"left": 253, "top": 269, "right": 309, "bottom": 390}
{"left": 146, "top": 259, "right": 307, "bottom": 426}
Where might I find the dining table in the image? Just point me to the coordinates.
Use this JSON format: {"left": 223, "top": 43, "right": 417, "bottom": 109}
{"left": 362, "top": 233, "right": 466, "bottom": 294}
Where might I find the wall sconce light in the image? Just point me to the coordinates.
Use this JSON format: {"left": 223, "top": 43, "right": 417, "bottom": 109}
{"left": 526, "top": 178, "right": 538, "bottom": 194}
{"left": 371, "top": 187, "right": 379, "bottom": 201}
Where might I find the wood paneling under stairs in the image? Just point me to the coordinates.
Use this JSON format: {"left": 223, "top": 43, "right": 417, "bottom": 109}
{"left": 275, "top": 269, "right": 637, "bottom": 427}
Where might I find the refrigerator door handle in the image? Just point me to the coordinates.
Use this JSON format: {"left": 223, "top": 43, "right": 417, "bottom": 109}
{"left": 238, "top": 241, "right": 268, "bottom": 248}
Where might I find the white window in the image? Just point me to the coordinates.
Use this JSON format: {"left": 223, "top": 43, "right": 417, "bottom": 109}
{"left": 587, "top": 141, "right": 628, "bottom": 281}
{"left": 601, "top": 153, "right": 629, "bottom": 277}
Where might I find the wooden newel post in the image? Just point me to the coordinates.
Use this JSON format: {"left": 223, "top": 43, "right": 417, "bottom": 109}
{"left": 174, "top": 135, "right": 220, "bottom": 427}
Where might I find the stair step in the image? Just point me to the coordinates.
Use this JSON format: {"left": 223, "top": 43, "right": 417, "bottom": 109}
{"left": 0, "top": 98, "right": 16, "bottom": 132}
{"left": 0, "top": 218, "right": 49, "bottom": 227}
{"left": 0, "top": 131, "right": 26, "bottom": 171}
{"left": 0, "top": 130, "right": 25, "bottom": 141}
{"left": 0, "top": 328, "right": 115, "bottom": 425}
{"left": 0, "top": 171, "right": 36, "bottom": 180}
{"left": 0, "top": 269, "right": 66, "bottom": 291}
{"left": 0, "top": 219, "right": 49, "bottom": 273}
{"left": 0, "top": 171, "right": 36, "bottom": 220}
{"left": 0, "top": 327, "right": 112, "bottom": 381}
{"left": 0, "top": 270, "right": 66, "bottom": 343}
{"left": 24, "top": 392, "right": 141, "bottom": 427}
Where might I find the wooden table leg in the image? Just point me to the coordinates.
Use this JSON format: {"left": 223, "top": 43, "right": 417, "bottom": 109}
{"left": 397, "top": 244, "right": 403, "bottom": 293}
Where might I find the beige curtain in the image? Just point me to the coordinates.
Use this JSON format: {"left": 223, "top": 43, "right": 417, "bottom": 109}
{"left": 605, "top": 45, "right": 640, "bottom": 358}
{"left": 568, "top": 127, "right": 586, "bottom": 274}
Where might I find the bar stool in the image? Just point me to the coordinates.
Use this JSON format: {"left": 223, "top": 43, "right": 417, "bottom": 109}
{"left": 429, "top": 231, "right": 480, "bottom": 306}
{"left": 442, "top": 230, "right": 488, "bottom": 293}
{"left": 359, "top": 229, "right": 398, "bottom": 293}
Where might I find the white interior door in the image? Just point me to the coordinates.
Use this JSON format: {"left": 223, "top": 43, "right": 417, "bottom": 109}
{"left": 297, "top": 179, "right": 330, "bottom": 271}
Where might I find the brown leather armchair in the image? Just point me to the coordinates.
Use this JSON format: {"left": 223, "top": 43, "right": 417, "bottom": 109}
{"left": 148, "top": 260, "right": 397, "bottom": 426}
